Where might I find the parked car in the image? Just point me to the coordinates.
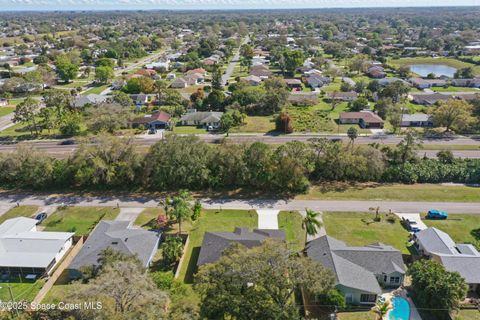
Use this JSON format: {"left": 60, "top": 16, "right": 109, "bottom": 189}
{"left": 148, "top": 128, "right": 157, "bottom": 135}
{"left": 401, "top": 217, "right": 421, "bottom": 232}
{"left": 427, "top": 209, "right": 448, "bottom": 220}
{"left": 34, "top": 212, "right": 48, "bottom": 225}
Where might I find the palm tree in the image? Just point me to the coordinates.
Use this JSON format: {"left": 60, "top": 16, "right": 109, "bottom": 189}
{"left": 371, "top": 301, "right": 392, "bottom": 320}
{"left": 347, "top": 127, "right": 358, "bottom": 147}
{"left": 161, "top": 190, "right": 192, "bottom": 235}
{"left": 302, "top": 209, "right": 322, "bottom": 242}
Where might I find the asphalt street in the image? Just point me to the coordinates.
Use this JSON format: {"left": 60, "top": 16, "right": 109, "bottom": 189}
{"left": 0, "top": 193, "right": 479, "bottom": 214}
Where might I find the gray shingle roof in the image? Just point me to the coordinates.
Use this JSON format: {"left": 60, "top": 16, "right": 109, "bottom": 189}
{"left": 306, "top": 236, "right": 405, "bottom": 294}
{"left": 415, "top": 227, "right": 480, "bottom": 284}
{"left": 197, "top": 227, "right": 285, "bottom": 266}
{"left": 69, "top": 221, "right": 160, "bottom": 270}
{"left": 415, "top": 227, "right": 457, "bottom": 255}
{"left": 402, "top": 114, "right": 432, "bottom": 122}
{"left": 180, "top": 111, "right": 223, "bottom": 123}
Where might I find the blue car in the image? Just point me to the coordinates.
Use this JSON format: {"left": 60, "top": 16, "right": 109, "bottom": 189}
{"left": 427, "top": 210, "right": 448, "bottom": 220}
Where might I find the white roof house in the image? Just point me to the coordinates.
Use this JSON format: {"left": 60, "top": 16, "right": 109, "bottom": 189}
{"left": 0, "top": 217, "right": 74, "bottom": 275}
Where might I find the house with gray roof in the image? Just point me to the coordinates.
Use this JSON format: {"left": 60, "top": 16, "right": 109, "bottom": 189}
{"left": 0, "top": 217, "right": 74, "bottom": 276}
{"left": 306, "top": 235, "right": 405, "bottom": 305}
{"left": 73, "top": 94, "right": 108, "bottom": 108}
{"left": 414, "top": 227, "right": 480, "bottom": 292}
{"left": 68, "top": 220, "right": 160, "bottom": 278}
{"left": 197, "top": 227, "right": 285, "bottom": 266}
{"left": 401, "top": 113, "right": 433, "bottom": 127}
{"left": 180, "top": 111, "right": 223, "bottom": 129}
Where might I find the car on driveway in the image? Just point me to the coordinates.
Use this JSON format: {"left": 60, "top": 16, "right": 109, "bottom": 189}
{"left": 427, "top": 209, "right": 448, "bottom": 220}
{"left": 34, "top": 212, "right": 48, "bottom": 225}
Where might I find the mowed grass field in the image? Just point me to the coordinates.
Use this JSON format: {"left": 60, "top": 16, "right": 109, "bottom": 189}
{"left": 298, "top": 183, "right": 480, "bottom": 202}
{"left": 323, "top": 212, "right": 412, "bottom": 254}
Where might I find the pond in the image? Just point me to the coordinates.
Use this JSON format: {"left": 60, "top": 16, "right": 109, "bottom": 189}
{"left": 409, "top": 64, "right": 457, "bottom": 78}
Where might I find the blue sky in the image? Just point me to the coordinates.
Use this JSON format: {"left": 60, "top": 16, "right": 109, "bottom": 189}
{"left": 1, "top": 0, "right": 479, "bottom": 11}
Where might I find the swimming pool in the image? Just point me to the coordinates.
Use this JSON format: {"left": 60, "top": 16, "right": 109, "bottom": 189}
{"left": 388, "top": 297, "right": 410, "bottom": 320}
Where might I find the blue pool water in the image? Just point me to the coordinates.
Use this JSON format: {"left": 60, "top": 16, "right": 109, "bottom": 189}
{"left": 388, "top": 297, "right": 411, "bottom": 320}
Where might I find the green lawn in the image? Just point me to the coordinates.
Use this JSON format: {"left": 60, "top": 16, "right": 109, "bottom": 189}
{"left": 422, "top": 213, "right": 480, "bottom": 248}
{"left": 133, "top": 207, "right": 192, "bottom": 234}
{"left": 172, "top": 126, "right": 207, "bottom": 134}
{"left": 81, "top": 84, "right": 109, "bottom": 95}
{"left": 231, "top": 116, "right": 276, "bottom": 133}
{"left": 0, "top": 276, "right": 45, "bottom": 302}
{"left": 323, "top": 212, "right": 411, "bottom": 254}
{"left": 0, "top": 205, "right": 39, "bottom": 223}
{"left": 299, "top": 183, "right": 480, "bottom": 202}
{"left": 43, "top": 207, "right": 119, "bottom": 235}
{"left": 177, "top": 209, "right": 258, "bottom": 283}
{"left": 278, "top": 211, "right": 305, "bottom": 252}
{"left": 0, "top": 107, "right": 14, "bottom": 117}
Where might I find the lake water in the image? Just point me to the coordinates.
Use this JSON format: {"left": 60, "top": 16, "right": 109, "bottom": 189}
{"left": 409, "top": 64, "right": 457, "bottom": 78}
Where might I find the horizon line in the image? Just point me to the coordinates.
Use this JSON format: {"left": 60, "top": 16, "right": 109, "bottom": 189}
{"left": 1, "top": 5, "right": 480, "bottom": 12}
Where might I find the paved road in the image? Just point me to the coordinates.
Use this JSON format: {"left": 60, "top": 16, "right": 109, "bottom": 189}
{"left": 0, "top": 113, "right": 14, "bottom": 132}
{"left": 0, "top": 193, "right": 479, "bottom": 214}
{"left": 221, "top": 36, "right": 249, "bottom": 86}
{"left": 0, "top": 133, "right": 478, "bottom": 158}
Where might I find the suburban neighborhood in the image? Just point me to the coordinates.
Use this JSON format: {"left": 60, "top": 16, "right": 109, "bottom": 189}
{"left": 0, "top": 4, "right": 479, "bottom": 320}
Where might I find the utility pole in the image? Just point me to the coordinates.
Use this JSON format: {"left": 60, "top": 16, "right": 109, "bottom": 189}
{"left": 7, "top": 284, "right": 19, "bottom": 317}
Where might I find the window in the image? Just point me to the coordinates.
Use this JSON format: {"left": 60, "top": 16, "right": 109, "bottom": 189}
{"left": 345, "top": 293, "right": 353, "bottom": 303}
{"left": 360, "top": 294, "right": 377, "bottom": 303}
{"left": 390, "top": 276, "right": 401, "bottom": 284}
{"left": 383, "top": 275, "right": 387, "bottom": 282}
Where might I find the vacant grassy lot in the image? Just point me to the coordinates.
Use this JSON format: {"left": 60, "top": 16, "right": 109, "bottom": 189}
{"left": 231, "top": 116, "right": 276, "bottom": 133}
{"left": 0, "top": 107, "right": 14, "bottom": 117}
{"left": 422, "top": 213, "right": 480, "bottom": 248}
{"left": 43, "top": 207, "right": 119, "bottom": 235}
{"left": 177, "top": 209, "right": 258, "bottom": 283}
{"left": 0, "top": 205, "right": 39, "bottom": 223}
{"left": 299, "top": 183, "right": 480, "bottom": 202}
{"left": 323, "top": 212, "right": 411, "bottom": 254}
{"left": 278, "top": 211, "right": 305, "bottom": 252}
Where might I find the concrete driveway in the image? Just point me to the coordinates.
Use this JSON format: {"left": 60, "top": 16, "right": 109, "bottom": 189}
{"left": 115, "top": 207, "right": 144, "bottom": 226}
{"left": 257, "top": 209, "right": 279, "bottom": 229}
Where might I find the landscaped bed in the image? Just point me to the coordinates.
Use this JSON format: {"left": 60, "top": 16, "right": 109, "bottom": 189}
{"left": 42, "top": 207, "right": 119, "bottom": 235}
{"left": 0, "top": 205, "right": 39, "bottom": 223}
{"left": 323, "top": 212, "right": 411, "bottom": 254}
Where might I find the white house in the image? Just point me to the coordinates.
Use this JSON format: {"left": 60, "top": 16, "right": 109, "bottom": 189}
{"left": 0, "top": 217, "right": 74, "bottom": 275}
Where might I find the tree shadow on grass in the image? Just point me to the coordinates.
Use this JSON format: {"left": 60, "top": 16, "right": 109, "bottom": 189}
{"left": 471, "top": 228, "right": 480, "bottom": 241}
